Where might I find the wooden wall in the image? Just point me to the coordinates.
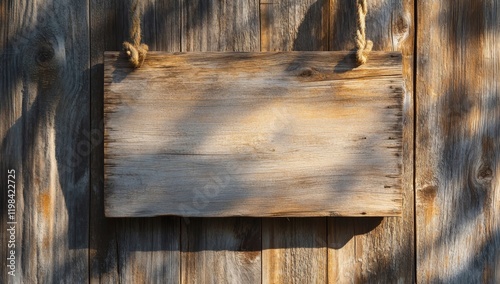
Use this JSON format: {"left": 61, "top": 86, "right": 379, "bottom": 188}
{"left": 0, "top": 0, "right": 498, "bottom": 283}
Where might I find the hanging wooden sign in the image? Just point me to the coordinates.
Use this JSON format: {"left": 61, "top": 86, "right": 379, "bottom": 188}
{"left": 104, "top": 51, "right": 403, "bottom": 217}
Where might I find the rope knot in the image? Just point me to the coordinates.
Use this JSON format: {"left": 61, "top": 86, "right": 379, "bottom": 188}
{"left": 123, "top": 0, "right": 148, "bottom": 68}
{"left": 355, "top": 0, "right": 372, "bottom": 65}
{"left": 123, "top": 41, "right": 148, "bottom": 68}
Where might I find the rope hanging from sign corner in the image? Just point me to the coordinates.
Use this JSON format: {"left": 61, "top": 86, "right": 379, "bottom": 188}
{"left": 122, "top": 0, "right": 369, "bottom": 67}
{"left": 123, "top": 0, "right": 148, "bottom": 68}
{"left": 355, "top": 0, "right": 373, "bottom": 65}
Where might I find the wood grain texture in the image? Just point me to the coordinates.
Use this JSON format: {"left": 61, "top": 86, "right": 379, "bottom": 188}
{"left": 89, "top": 0, "right": 180, "bottom": 283}
{"left": 260, "top": 0, "right": 329, "bottom": 52}
{"left": 259, "top": 2, "right": 343, "bottom": 283}
{"left": 179, "top": 2, "right": 262, "bottom": 283}
{"left": 3, "top": 0, "right": 478, "bottom": 282}
{"left": 90, "top": 1, "right": 123, "bottom": 281}
{"left": 103, "top": 51, "right": 403, "bottom": 217}
{"left": 262, "top": 218, "right": 328, "bottom": 283}
{"left": 0, "top": 0, "right": 90, "bottom": 282}
{"left": 181, "top": 218, "right": 261, "bottom": 283}
{"left": 328, "top": 0, "right": 415, "bottom": 283}
{"left": 12, "top": 0, "right": 500, "bottom": 283}
{"left": 416, "top": 0, "right": 500, "bottom": 282}
{"left": 181, "top": 0, "right": 260, "bottom": 52}
{"left": 115, "top": 217, "right": 180, "bottom": 283}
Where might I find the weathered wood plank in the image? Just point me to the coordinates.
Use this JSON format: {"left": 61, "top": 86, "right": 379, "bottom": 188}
{"left": 89, "top": 0, "right": 181, "bottom": 283}
{"left": 328, "top": 0, "right": 415, "bottom": 282}
{"left": 260, "top": 2, "right": 330, "bottom": 282}
{"left": 181, "top": 218, "right": 261, "bottom": 283}
{"left": 89, "top": 1, "right": 123, "bottom": 281}
{"left": 262, "top": 218, "right": 328, "bottom": 283}
{"left": 179, "top": 2, "right": 263, "bottom": 283}
{"left": 0, "top": 0, "right": 90, "bottom": 282}
{"left": 115, "top": 217, "right": 181, "bottom": 283}
{"left": 0, "top": 1, "right": 13, "bottom": 280}
{"left": 181, "top": 0, "right": 260, "bottom": 52}
{"left": 260, "top": 0, "right": 329, "bottom": 52}
{"left": 416, "top": 0, "right": 500, "bottom": 282}
{"left": 0, "top": 0, "right": 6, "bottom": 52}
{"left": 103, "top": 51, "right": 403, "bottom": 217}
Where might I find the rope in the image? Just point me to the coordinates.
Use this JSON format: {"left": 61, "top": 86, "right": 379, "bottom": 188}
{"left": 123, "top": 0, "right": 148, "bottom": 68}
{"left": 122, "top": 1, "right": 367, "bottom": 67}
{"left": 355, "top": 0, "right": 372, "bottom": 65}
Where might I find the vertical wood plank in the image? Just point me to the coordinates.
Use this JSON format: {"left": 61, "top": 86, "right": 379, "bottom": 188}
{"left": 416, "top": 0, "right": 500, "bottom": 282}
{"left": 180, "top": 1, "right": 262, "bottom": 283}
{"left": 1, "top": 0, "right": 90, "bottom": 282}
{"left": 0, "top": 1, "right": 14, "bottom": 279}
{"left": 327, "top": 0, "right": 415, "bottom": 282}
{"left": 0, "top": 0, "right": 6, "bottom": 51}
{"left": 260, "top": 0, "right": 329, "bottom": 52}
{"left": 155, "top": 0, "right": 181, "bottom": 51}
{"left": 182, "top": 0, "right": 260, "bottom": 52}
{"left": 262, "top": 218, "right": 327, "bottom": 283}
{"left": 181, "top": 218, "right": 261, "bottom": 283}
{"left": 116, "top": 217, "right": 181, "bottom": 283}
{"left": 89, "top": 0, "right": 122, "bottom": 281}
{"left": 260, "top": 1, "right": 329, "bottom": 282}
{"left": 89, "top": 0, "right": 181, "bottom": 282}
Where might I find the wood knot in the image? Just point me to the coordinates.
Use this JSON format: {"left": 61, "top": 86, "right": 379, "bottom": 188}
{"left": 477, "top": 164, "right": 493, "bottom": 182}
{"left": 419, "top": 185, "right": 437, "bottom": 203}
{"left": 298, "top": 68, "right": 314, "bottom": 77}
{"left": 36, "top": 44, "right": 55, "bottom": 66}
{"left": 26, "top": 37, "right": 62, "bottom": 90}
{"left": 392, "top": 12, "right": 411, "bottom": 46}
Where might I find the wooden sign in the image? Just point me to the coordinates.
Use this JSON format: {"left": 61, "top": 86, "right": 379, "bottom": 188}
{"left": 104, "top": 51, "right": 403, "bottom": 217}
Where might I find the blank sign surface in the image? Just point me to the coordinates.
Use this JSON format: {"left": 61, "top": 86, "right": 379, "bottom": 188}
{"left": 104, "top": 51, "right": 403, "bottom": 217}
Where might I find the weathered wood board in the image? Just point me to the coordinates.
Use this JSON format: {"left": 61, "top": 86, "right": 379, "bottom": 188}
{"left": 179, "top": 2, "right": 263, "bottom": 282}
{"left": 90, "top": 1, "right": 182, "bottom": 283}
{"left": 416, "top": 0, "right": 500, "bottom": 282}
{"left": 104, "top": 51, "right": 403, "bottom": 217}
{"left": 260, "top": 2, "right": 331, "bottom": 282}
{"left": 1, "top": 0, "right": 90, "bottom": 282}
{"left": 327, "top": 1, "right": 416, "bottom": 283}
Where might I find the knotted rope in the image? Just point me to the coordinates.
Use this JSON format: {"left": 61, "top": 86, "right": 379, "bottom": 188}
{"left": 355, "top": 0, "right": 372, "bottom": 65}
{"left": 123, "top": 0, "right": 148, "bottom": 68}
